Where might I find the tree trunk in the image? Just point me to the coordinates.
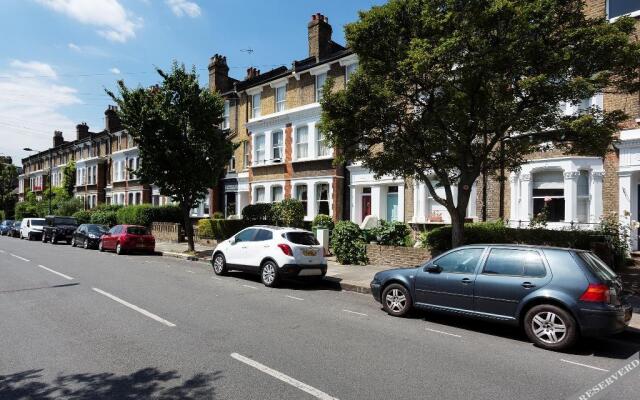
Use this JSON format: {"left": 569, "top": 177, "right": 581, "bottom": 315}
{"left": 181, "top": 203, "right": 195, "bottom": 252}
{"left": 450, "top": 209, "right": 465, "bottom": 248}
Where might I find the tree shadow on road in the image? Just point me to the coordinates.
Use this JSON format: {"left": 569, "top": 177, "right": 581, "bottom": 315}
{"left": 0, "top": 368, "right": 222, "bottom": 400}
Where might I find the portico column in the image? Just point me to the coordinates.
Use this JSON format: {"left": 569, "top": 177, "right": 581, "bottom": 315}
{"left": 371, "top": 186, "right": 382, "bottom": 220}
{"left": 412, "top": 181, "right": 419, "bottom": 223}
{"left": 520, "top": 173, "right": 532, "bottom": 222}
{"left": 619, "top": 171, "right": 636, "bottom": 250}
{"left": 509, "top": 173, "right": 519, "bottom": 223}
{"left": 350, "top": 186, "right": 358, "bottom": 223}
{"left": 417, "top": 182, "right": 427, "bottom": 223}
{"left": 308, "top": 183, "right": 317, "bottom": 219}
{"left": 398, "top": 184, "right": 405, "bottom": 222}
{"left": 564, "top": 171, "right": 579, "bottom": 223}
{"left": 591, "top": 171, "right": 605, "bottom": 223}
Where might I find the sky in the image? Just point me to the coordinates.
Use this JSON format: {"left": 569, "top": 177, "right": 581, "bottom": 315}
{"left": 0, "top": 0, "right": 385, "bottom": 167}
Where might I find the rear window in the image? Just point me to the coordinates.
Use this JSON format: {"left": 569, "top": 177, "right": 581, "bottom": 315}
{"left": 577, "top": 252, "right": 617, "bottom": 282}
{"left": 31, "top": 220, "right": 44, "bottom": 226}
{"left": 55, "top": 217, "right": 77, "bottom": 225}
{"left": 285, "top": 232, "right": 319, "bottom": 245}
{"left": 127, "top": 226, "right": 149, "bottom": 235}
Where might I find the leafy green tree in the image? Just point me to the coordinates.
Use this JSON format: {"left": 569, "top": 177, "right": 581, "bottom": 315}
{"left": 320, "top": 0, "right": 640, "bottom": 247}
{"left": 107, "top": 62, "right": 235, "bottom": 251}
{"left": 62, "top": 160, "right": 76, "bottom": 198}
{"left": 0, "top": 162, "right": 18, "bottom": 219}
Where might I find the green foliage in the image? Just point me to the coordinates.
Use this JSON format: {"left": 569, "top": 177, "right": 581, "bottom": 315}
{"left": 320, "top": 0, "right": 640, "bottom": 247}
{"left": 241, "top": 203, "right": 274, "bottom": 223}
{"left": 212, "top": 211, "right": 224, "bottom": 220}
{"left": 197, "top": 218, "right": 214, "bottom": 238}
{"left": 312, "top": 214, "right": 334, "bottom": 231}
{"left": 197, "top": 218, "right": 247, "bottom": 241}
{"left": 72, "top": 210, "right": 92, "bottom": 224}
{"left": 598, "top": 212, "right": 630, "bottom": 268}
{"left": 54, "top": 197, "right": 84, "bottom": 216}
{"left": 93, "top": 204, "right": 123, "bottom": 212}
{"left": 106, "top": 61, "right": 236, "bottom": 250}
{"left": 421, "top": 221, "right": 604, "bottom": 255}
{"left": 62, "top": 161, "right": 76, "bottom": 198}
{"left": 0, "top": 162, "right": 18, "bottom": 219}
{"left": 116, "top": 205, "right": 182, "bottom": 226}
{"left": 271, "top": 199, "right": 305, "bottom": 228}
{"left": 90, "top": 210, "right": 118, "bottom": 227}
{"left": 331, "top": 221, "right": 368, "bottom": 265}
{"left": 366, "top": 220, "right": 411, "bottom": 247}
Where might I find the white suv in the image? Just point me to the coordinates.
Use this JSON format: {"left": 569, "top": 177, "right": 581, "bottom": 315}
{"left": 211, "top": 226, "right": 327, "bottom": 287}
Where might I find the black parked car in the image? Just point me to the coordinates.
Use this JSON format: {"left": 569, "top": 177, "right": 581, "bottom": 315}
{"left": 42, "top": 215, "right": 78, "bottom": 244}
{"left": 8, "top": 220, "right": 21, "bottom": 238}
{"left": 72, "top": 224, "right": 109, "bottom": 249}
{"left": 370, "top": 245, "right": 633, "bottom": 351}
{"left": 0, "top": 220, "right": 14, "bottom": 235}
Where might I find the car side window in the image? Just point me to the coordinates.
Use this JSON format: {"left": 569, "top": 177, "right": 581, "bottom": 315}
{"left": 254, "top": 229, "right": 273, "bottom": 241}
{"left": 109, "top": 226, "right": 119, "bottom": 235}
{"left": 483, "top": 249, "right": 546, "bottom": 277}
{"left": 433, "top": 248, "right": 485, "bottom": 274}
{"left": 235, "top": 229, "right": 256, "bottom": 243}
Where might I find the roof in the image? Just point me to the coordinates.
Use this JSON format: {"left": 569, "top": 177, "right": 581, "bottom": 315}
{"left": 250, "top": 225, "right": 310, "bottom": 232}
{"left": 458, "top": 243, "right": 585, "bottom": 252}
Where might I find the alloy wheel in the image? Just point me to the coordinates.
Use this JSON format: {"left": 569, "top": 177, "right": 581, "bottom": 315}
{"left": 531, "top": 311, "right": 567, "bottom": 344}
{"left": 83, "top": 239, "right": 88, "bottom": 249}
{"left": 385, "top": 288, "right": 407, "bottom": 313}
{"left": 71, "top": 237, "right": 76, "bottom": 247}
{"left": 262, "top": 263, "right": 276, "bottom": 285}
{"left": 213, "top": 256, "right": 224, "bottom": 274}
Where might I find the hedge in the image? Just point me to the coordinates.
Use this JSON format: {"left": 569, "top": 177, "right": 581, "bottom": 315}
{"left": 197, "top": 218, "right": 247, "bottom": 241}
{"left": 241, "top": 203, "right": 274, "bottom": 223}
{"left": 72, "top": 210, "right": 92, "bottom": 224}
{"left": 365, "top": 220, "right": 411, "bottom": 247}
{"left": 116, "top": 205, "right": 182, "bottom": 226}
{"left": 272, "top": 199, "right": 305, "bottom": 228}
{"left": 422, "top": 221, "right": 605, "bottom": 255}
{"left": 312, "top": 214, "right": 334, "bottom": 231}
{"left": 90, "top": 210, "right": 118, "bottom": 227}
{"left": 331, "top": 220, "right": 368, "bottom": 265}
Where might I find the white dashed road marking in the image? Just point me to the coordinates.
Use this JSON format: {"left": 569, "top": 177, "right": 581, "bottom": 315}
{"left": 10, "top": 253, "right": 29, "bottom": 262}
{"left": 231, "top": 353, "right": 339, "bottom": 400}
{"left": 37, "top": 265, "right": 74, "bottom": 280}
{"left": 92, "top": 288, "right": 176, "bottom": 327}
{"left": 425, "top": 328, "right": 462, "bottom": 338}
{"left": 242, "top": 284, "right": 258, "bottom": 289}
{"left": 286, "top": 295, "right": 304, "bottom": 301}
{"left": 342, "top": 309, "right": 367, "bottom": 316}
{"left": 559, "top": 359, "right": 609, "bottom": 372}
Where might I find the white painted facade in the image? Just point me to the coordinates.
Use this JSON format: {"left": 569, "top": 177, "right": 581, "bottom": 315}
{"left": 348, "top": 164, "right": 405, "bottom": 224}
{"left": 617, "top": 129, "right": 640, "bottom": 249}
{"left": 412, "top": 179, "right": 477, "bottom": 224}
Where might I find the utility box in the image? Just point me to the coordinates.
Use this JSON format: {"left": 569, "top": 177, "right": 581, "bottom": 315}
{"left": 316, "top": 228, "right": 330, "bottom": 255}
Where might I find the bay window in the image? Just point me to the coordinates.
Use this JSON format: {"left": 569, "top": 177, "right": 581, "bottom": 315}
{"left": 577, "top": 170, "right": 590, "bottom": 223}
{"left": 272, "top": 130, "right": 283, "bottom": 161}
{"left": 255, "top": 186, "right": 266, "bottom": 203}
{"left": 295, "top": 185, "right": 308, "bottom": 215}
{"left": 295, "top": 126, "right": 308, "bottom": 159}
{"left": 254, "top": 135, "right": 265, "bottom": 164}
{"left": 532, "top": 171, "right": 565, "bottom": 222}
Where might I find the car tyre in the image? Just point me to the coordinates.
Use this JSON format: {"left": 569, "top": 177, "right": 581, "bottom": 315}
{"left": 260, "top": 260, "right": 279, "bottom": 288}
{"left": 524, "top": 304, "right": 578, "bottom": 351}
{"left": 71, "top": 237, "right": 76, "bottom": 247}
{"left": 381, "top": 283, "right": 413, "bottom": 317}
{"left": 27, "top": 233, "right": 32, "bottom": 241}
{"left": 51, "top": 235, "right": 57, "bottom": 245}
{"left": 42, "top": 234, "right": 47, "bottom": 243}
{"left": 98, "top": 240, "right": 105, "bottom": 252}
{"left": 83, "top": 239, "right": 89, "bottom": 249}
{"left": 116, "top": 243, "right": 124, "bottom": 255}
{"left": 212, "top": 253, "right": 228, "bottom": 276}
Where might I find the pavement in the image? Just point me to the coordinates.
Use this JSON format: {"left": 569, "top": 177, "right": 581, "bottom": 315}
{"left": 2, "top": 235, "right": 640, "bottom": 399}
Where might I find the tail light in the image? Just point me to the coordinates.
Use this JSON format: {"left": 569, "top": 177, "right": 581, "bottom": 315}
{"left": 278, "top": 244, "right": 293, "bottom": 256}
{"left": 579, "top": 284, "right": 611, "bottom": 303}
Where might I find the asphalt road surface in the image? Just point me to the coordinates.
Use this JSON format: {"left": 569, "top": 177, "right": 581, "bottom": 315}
{"left": 1, "top": 235, "right": 639, "bottom": 400}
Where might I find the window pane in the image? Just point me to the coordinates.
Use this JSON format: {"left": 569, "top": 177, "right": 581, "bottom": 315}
{"left": 272, "top": 131, "right": 283, "bottom": 160}
{"left": 316, "top": 73, "right": 326, "bottom": 102}
{"left": 317, "top": 130, "right": 330, "bottom": 156}
{"left": 255, "top": 135, "right": 265, "bottom": 163}
{"left": 236, "top": 228, "right": 256, "bottom": 242}
{"left": 609, "top": 0, "right": 640, "bottom": 18}
{"left": 483, "top": 249, "right": 524, "bottom": 276}
{"left": 316, "top": 183, "right": 330, "bottom": 215}
{"left": 252, "top": 94, "right": 261, "bottom": 118}
{"left": 523, "top": 251, "right": 546, "bottom": 277}
{"left": 255, "top": 187, "right": 265, "bottom": 203}
{"left": 577, "top": 171, "right": 589, "bottom": 196}
{"left": 533, "top": 198, "right": 565, "bottom": 222}
{"left": 434, "top": 248, "right": 485, "bottom": 274}
{"left": 296, "top": 185, "right": 308, "bottom": 214}
{"left": 296, "top": 126, "right": 308, "bottom": 158}
{"left": 255, "top": 229, "right": 273, "bottom": 241}
{"left": 271, "top": 186, "right": 283, "bottom": 202}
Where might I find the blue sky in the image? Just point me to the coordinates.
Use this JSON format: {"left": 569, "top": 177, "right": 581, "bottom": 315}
{"left": 0, "top": 0, "right": 384, "bottom": 166}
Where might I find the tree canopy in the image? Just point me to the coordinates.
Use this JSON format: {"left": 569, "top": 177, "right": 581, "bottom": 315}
{"left": 320, "top": 0, "right": 640, "bottom": 246}
{"left": 107, "top": 62, "right": 235, "bottom": 251}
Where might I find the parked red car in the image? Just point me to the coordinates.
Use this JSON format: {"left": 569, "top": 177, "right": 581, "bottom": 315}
{"left": 99, "top": 225, "right": 155, "bottom": 255}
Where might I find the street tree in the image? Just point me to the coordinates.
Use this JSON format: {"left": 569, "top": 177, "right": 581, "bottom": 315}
{"left": 0, "top": 162, "right": 18, "bottom": 218}
{"left": 320, "top": 0, "right": 640, "bottom": 247}
{"left": 107, "top": 62, "right": 235, "bottom": 251}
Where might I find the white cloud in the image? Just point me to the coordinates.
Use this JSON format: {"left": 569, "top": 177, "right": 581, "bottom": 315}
{"left": 110, "top": 67, "right": 121, "bottom": 74}
{"left": 67, "top": 42, "right": 110, "bottom": 58}
{"left": 9, "top": 60, "right": 58, "bottom": 79}
{"left": 36, "top": 0, "right": 142, "bottom": 43}
{"left": 67, "top": 42, "right": 81, "bottom": 52}
{"left": 0, "top": 60, "right": 82, "bottom": 165}
{"left": 166, "top": 0, "right": 201, "bottom": 18}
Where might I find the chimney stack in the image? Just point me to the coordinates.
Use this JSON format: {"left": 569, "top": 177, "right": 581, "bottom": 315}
{"left": 208, "top": 54, "right": 231, "bottom": 93}
{"left": 245, "top": 67, "right": 260, "bottom": 80}
{"left": 76, "top": 123, "right": 89, "bottom": 141}
{"left": 105, "top": 105, "right": 122, "bottom": 133}
{"left": 308, "top": 13, "right": 332, "bottom": 60}
{"left": 53, "top": 130, "right": 64, "bottom": 147}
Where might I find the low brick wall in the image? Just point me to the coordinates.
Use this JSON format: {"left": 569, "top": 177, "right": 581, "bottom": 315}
{"left": 151, "top": 222, "right": 182, "bottom": 242}
{"left": 366, "top": 244, "right": 431, "bottom": 267}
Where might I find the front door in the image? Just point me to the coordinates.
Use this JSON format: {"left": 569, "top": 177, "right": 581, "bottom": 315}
{"left": 386, "top": 187, "right": 398, "bottom": 221}
{"left": 361, "top": 194, "right": 371, "bottom": 221}
{"left": 474, "top": 248, "right": 551, "bottom": 318}
{"left": 414, "top": 247, "right": 486, "bottom": 311}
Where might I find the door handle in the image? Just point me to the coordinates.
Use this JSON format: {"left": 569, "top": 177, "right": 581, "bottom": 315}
{"left": 521, "top": 282, "right": 536, "bottom": 289}
{"left": 461, "top": 278, "right": 472, "bottom": 284}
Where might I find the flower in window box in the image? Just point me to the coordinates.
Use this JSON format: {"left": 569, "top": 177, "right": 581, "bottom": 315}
{"left": 544, "top": 196, "right": 552, "bottom": 203}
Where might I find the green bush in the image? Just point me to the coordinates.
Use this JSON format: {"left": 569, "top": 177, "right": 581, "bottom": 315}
{"left": 197, "top": 218, "right": 248, "bottom": 241}
{"left": 90, "top": 210, "right": 118, "bottom": 227}
{"left": 93, "top": 204, "right": 123, "bottom": 212}
{"left": 242, "top": 203, "right": 274, "bottom": 223}
{"left": 197, "top": 218, "right": 215, "bottom": 239}
{"left": 53, "top": 197, "right": 84, "bottom": 216}
{"left": 312, "top": 214, "right": 334, "bottom": 231}
{"left": 366, "top": 220, "right": 411, "bottom": 246}
{"left": 331, "top": 221, "right": 368, "bottom": 265}
{"left": 72, "top": 210, "right": 92, "bottom": 224}
{"left": 272, "top": 199, "right": 305, "bottom": 228}
{"left": 212, "top": 211, "right": 224, "bottom": 220}
{"left": 116, "top": 205, "right": 183, "bottom": 226}
{"left": 422, "top": 221, "right": 605, "bottom": 255}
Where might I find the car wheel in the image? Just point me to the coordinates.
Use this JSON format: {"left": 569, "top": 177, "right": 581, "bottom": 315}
{"left": 42, "top": 234, "right": 47, "bottom": 243}
{"left": 212, "top": 253, "right": 228, "bottom": 276}
{"left": 260, "top": 261, "right": 279, "bottom": 288}
{"left": 381, "top": 283, "right": 413, "bottom": 317}
{"left": 83, "top": 239, "right": 89, "bottom": 249}
{"left": 51, "top": 235, "right": 57, "bottom": 244}
{"left": 524, "top": 304, "right": 578, "bottom": 351}
{"left": 27, "top": 233, "right": 32, "bottom": 241}
{"left": 71, "top": 237, "right": 76, "bottom": 247}
{"left": 116, "top": 243, "right": 124, "bottom": 255}
{"left": 98, "top": 240, "right": 105, "bottom": 252}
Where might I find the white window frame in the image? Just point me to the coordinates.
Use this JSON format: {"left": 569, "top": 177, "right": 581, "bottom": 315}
{"left": 295, "top": 184, "right": 308, "bottom": 217}
{"left": 243, "top": 141, "right": 250, "bottom": 169}
{"left": 272, "top": 130, "right": 283, "bottom": 161}
{"left": 317, "top": 129, "right": 330, "bottom": 157}
{"left": 275, "top": 85, "right": 286, "bottom": 112}
{"left": 254, "top": 186, "right": 266, "bottom": 204}
{"left": 229, "top": 154, "right": 236, "bottom": 172}
{"left": 271, "top": 185, "right": 283, "bottom": 203}
{"left": 222, "top": 100, "right": 230, "bottom": 129}
{"left": 251, "top": 93, "right": 261, "bottom": 119}
{"left": 577, "top": 170, "right": 590, "bottom": 224}
{"left": 254, "top": 134, "right": 266, "bottom": 165}
{"left": 607, "top": 0, "right": 640, "bottom": 20}
{"left": 315, "top": 182, "right": 331, "bottom": 216}
{"left": 295, "top": 125, "right": 309, "bottom": 160}
{"left": 315, "top": 72, "right": 327, "bottom": 102}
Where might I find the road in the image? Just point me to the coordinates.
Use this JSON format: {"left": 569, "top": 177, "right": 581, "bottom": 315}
{"left": 1, "top": 235, "right": 639, "bottom": 400}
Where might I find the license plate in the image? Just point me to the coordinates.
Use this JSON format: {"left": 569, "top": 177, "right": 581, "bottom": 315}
{"left": 302, "top": 249, "right": 317, "bottom": 256}
{"left": 299, "top": 269, "right": 321, "bottom": 276}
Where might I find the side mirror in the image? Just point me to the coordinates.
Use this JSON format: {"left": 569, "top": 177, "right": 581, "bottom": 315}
{"left": 425, "top": 264, "right": 443, "bottom": 273}
{"left": 229, "top": 237, "right": 236, "bottom": 245}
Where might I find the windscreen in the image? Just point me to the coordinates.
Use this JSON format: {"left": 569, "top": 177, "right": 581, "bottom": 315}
{"left": 88, "top": 225, "right": 108, "bottom": 234}
{"left": 285, "top": 232, "right": 319, "bottom": 245}
{"left": 127, "top": 226, "right": 149, "bottom": 235}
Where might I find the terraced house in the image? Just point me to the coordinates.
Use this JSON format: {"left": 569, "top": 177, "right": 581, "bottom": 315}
{"left": 210, "top": 13, "right": 357, "bottom": 222}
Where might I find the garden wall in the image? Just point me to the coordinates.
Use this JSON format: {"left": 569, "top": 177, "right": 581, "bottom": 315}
{"left": 366, "top": 244, "right": 431, "bottom": 267}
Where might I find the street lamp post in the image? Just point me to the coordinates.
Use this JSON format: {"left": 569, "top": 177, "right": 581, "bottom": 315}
{"left": 23, "top": 147, "right": 52, "bottom": 215}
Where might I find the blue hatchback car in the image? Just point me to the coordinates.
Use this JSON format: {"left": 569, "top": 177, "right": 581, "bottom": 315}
{"left": 370, "top": 245, "right": 633, "bottom": 351}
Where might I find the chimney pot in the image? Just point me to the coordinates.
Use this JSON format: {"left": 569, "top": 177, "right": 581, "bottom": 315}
{"left": 308, "top": 12, "right": 333, "bottom": 60}
{"left": 105, "top": 105, "right": 122, "bottom": 133}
